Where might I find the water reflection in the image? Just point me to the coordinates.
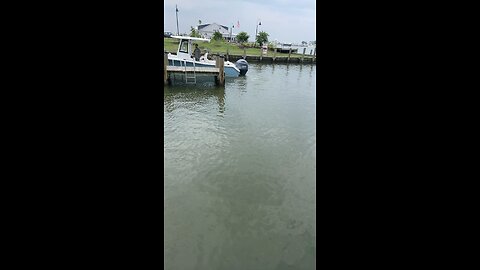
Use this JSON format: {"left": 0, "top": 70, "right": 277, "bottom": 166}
{"left": 298, "top": 64, "right": 303, "bottom": 84}
{"left": 164, "top": 85, "right": 225, "bottom": 116}
{"left": 231, "top": 75, "right": 247, "bottom": 94}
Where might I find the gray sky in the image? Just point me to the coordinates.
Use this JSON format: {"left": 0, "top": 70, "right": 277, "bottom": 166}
{"left": 164, "top": 0, "right": 316, "bottom": 44}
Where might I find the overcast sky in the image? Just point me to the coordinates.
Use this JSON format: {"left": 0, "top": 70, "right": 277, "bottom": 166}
{"left": 164, "top": 0, "right": 316, "bottom": 44}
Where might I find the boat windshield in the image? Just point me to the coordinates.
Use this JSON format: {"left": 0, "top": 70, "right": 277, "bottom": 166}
{"left": 179, "top": 40, "right": 189, "bottom": 53}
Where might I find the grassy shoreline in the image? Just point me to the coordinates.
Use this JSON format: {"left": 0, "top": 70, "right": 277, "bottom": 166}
{"left": 164, "top": 38, "right": 315, "bottom": 59}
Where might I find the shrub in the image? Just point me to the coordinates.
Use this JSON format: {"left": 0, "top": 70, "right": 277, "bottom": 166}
{"left": 190, "top": 26, "right": 201, "bottom": 38}
{"left": 236, "top": 31, "right": 249, "bottom": 43}
{"left": 212, "top": 31, "right": 223, "bottom": 41}
{"left": 256, "top": 31, "right": 269, "bottom": 47}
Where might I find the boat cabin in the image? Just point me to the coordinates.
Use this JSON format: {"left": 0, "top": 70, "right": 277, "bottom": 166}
{"left": 171, "top": 36, "right": 210, "bottom": 60}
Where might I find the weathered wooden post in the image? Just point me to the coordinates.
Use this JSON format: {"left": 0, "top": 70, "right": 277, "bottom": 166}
{"left": 215, "top": 57, "right": 218, "bottom": 84}
{"left": 288, "top": 48, "right": 292, "bottom": 62}
{"left": 164, "top": 52, "right": 168, "bottom": 85}
{"left": 243, "top": 47, "right": 246, "bottom": 59}
{"left": 273, "top": 48, "right": 276, "bottom": 62}
{"left": 259, "top": 46, "right": 262, "bottom": 61}
{"left": 226, "top": 48, "right": 229, "bottom": 62}
{"left": 313, "top": 47, "right": 316, "bottom": 63}
{"left": 219, "top": 55, "right": 225, "bottom": 86}
{"left": 215, "top": 55, "right": 225, "bottom": 86}
{"left": 301, "top": 48, "right": 306, "bottom": 63}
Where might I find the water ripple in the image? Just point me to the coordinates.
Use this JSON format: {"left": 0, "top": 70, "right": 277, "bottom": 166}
{"left": 165, "top": 63, "right": 316, "bottom": 270}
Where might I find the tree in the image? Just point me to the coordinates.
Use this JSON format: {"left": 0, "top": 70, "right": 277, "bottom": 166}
{"left": 212, "top": 31, "right": 223, "bottom": 41}
{"left": 236, "top": 31, "right": 249, "bottom": 43}
{"left": 256, "top": 31, "right": 269, "bottom": 46}
{"left": 190, "top": 26, "right": 201, "bottom": 38}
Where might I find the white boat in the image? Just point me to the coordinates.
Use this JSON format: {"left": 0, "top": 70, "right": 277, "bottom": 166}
{"left": 272, "top": 41, "right": 316, "bottom": 55}
{"left": 166, "top": 36, "right": 248, "bottom": 77}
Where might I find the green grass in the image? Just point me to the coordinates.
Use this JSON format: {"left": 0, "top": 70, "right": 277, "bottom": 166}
{"left": 163, "top": 38, "right": 315, "bottom": 58}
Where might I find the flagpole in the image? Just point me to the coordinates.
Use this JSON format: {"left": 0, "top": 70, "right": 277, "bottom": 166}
{"left": 175, "top": 5, "right": 179, "bottom": 35}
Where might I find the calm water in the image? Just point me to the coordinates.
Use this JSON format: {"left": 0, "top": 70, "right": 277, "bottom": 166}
{"left": 164, "top": 63, "right": 316, "bottom": 270}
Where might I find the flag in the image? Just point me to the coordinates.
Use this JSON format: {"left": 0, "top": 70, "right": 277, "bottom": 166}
{"left": 237, "top": 21, "right": 240, "bottom": 28}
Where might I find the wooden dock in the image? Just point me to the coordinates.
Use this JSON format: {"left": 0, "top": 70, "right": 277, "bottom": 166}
{"left": 164, "top": 52, "right": 225, "bottom": 86}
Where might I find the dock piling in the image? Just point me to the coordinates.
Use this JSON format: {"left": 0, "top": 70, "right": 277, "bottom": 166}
{"left": 215, "top": 55, "right": 225, "bottom": 86}
{"left": 313, "top": 47, "right": 316, "bottom": 63}
{"left": 164, "top": 52, "right": 168, "bottom": 85}
{"left": 288, "top": 48, "right": 291, "bottom": 62}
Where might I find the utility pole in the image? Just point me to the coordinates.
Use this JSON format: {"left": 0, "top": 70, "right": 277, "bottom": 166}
{"left": 255, "top": 21, "right": 261, "bottom": 47}
{"left": 175, "top": 5, "right": 179, "bottom": 35}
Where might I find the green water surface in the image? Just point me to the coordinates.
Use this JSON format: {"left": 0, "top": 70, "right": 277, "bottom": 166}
{"left": 164, "top": 63, "right": 316, "bottom": 270}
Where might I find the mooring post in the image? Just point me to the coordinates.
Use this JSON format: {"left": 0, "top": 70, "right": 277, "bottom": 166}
{"left": 219, "top": 55, "right": 225, "bottom": 86}
{"left": 164, "top": 52, "right": 168, "bottom": 85}
{"left": 226, "top": 48, "right": 229, "bottom": 62}
{"left": 313, "top": 47, "right": 316, "bottom": 63}
{"left": 302, "top": 48, "right": 305, "bottom": 63}
{"left": 215, "top": 55, "right": 225, "bottom": 86}
{"left": 288, "top": 48, "right": 291, "bottom": 62}
{"left": 215, "top": 57, "right": 218, "bottom": 83}
{"left": 260, "top": 46, "right": 262, "bottom": 61}
{"left": 243, "top": 47, "right": 246, "bottom": 59}
{"left": 273, "top": 48, "right": 276, "bottom": 62}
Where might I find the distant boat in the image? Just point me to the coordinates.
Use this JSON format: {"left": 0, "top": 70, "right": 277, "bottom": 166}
{"left": 273, "top": 42, "right": 315, "bottom": 55}
{"left": 166, "top": 36, "right": 248, "bottom": 76}
{"left": 274, "top": 42, "right": 298, "bottom": 53}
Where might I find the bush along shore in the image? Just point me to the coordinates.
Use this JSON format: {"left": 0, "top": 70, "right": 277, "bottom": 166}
{"left": 164, "top": 38, "right": 316, "bottom": 63}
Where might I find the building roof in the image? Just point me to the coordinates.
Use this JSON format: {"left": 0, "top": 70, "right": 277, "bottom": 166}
{"left": 170, "top": 36, "right": 211, "bottom": 42}
{"left": 198, "top": 23, "right": 229, "bottom": 31}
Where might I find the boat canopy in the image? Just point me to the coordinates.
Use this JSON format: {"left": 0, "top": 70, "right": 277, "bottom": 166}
{"left": 170, "top": 35, "right": 211, "bottom": 42}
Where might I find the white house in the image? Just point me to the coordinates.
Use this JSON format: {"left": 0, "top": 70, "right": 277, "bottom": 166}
{"left": 197, "top": 23, "right": 236, "bottom": 42}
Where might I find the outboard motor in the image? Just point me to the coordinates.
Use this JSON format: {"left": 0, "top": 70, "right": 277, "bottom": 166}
{"left": 235, "top": 59, "right": 249, "bottom": 76}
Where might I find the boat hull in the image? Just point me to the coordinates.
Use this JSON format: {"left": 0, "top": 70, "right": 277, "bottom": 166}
{"left": 168, "top": 58, "right": 240, "bottom": 77}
